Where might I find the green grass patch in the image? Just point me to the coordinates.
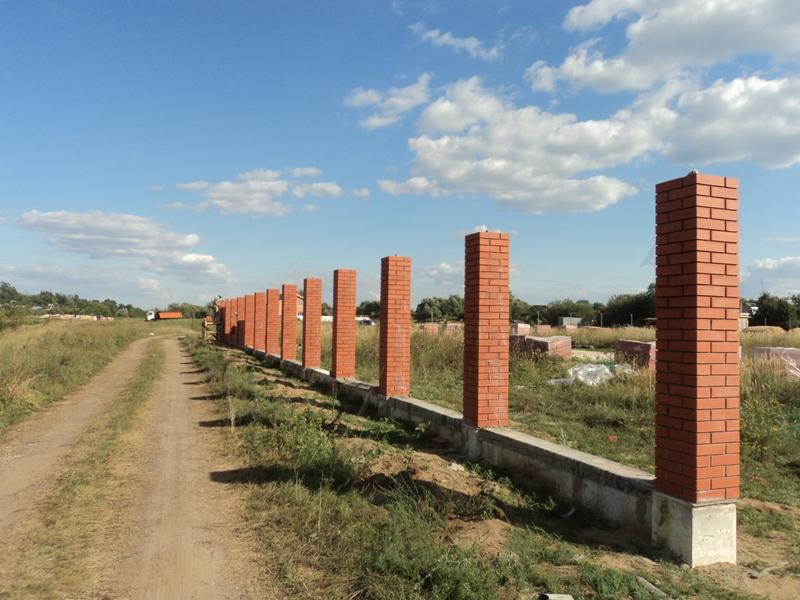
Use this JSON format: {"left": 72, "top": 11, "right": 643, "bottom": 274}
{"left": 188, "top": 340, "right": 756, "bottom": 600}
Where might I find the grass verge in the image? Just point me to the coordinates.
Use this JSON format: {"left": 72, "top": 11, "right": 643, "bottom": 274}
{"left": 189, "top": 340, "right": 757, "bottom": 599}
{"left": 5, "top": 338, "right": 165, "bottom": 599}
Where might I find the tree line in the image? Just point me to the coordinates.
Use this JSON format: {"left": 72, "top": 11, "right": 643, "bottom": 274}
{"left": 361, "top": 287, "right": 800, "bottom": 331}
{"left": 0, "top": 282, "right": 213, "bottom": 324}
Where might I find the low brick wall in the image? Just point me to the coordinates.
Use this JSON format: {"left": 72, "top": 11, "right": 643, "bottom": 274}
{"left": 510, "top": 335, "right": 572, "bottom": 359}
{"left": 616, "top": 340, "right": 656, "bottom": 369}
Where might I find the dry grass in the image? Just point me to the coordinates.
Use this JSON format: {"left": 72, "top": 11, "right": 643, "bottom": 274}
{"left": 6, "top": 339, "right": 165, "bottom": 598}
{"left": 0, "top": 319, "right": 191, "bottom": 432}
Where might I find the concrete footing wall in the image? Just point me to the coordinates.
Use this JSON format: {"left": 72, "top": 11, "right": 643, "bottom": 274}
{"left": 251, "top": 349, "right": 657, "bottom": 538}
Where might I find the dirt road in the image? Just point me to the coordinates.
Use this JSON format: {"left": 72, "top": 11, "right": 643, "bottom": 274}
{"left": 0, "top": 337, "right": 151, "bottom": 580}
{"left": 0, "top": 337, "right": 268, "bottom": 599}
{"left": 105, "top": 337, "right": 264, "bottom": 600}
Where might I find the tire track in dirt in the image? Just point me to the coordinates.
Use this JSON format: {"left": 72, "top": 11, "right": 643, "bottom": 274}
{"left": 105, "top": 338, "right": 268, "bottom": 600}
{"left": 0, "top": 336, "right": 151, "bottom": 581}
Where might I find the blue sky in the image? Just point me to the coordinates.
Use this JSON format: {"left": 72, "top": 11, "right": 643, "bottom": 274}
{"left": 2, "top": 0, "right": 799, "bottom": 309}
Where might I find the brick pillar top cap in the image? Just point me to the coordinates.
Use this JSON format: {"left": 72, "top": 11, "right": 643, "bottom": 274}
{"left": 656, "top": 172, "right": 739, "bottom": 193}
{"left": 334, "top": 268, "right": 356, "bottom": 273}
{"left": 465, "top": 231, "right": 509, "bottom": 241}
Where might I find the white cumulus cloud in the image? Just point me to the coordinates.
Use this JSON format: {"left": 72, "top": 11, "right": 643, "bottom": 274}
{"left": 532, "top": 0, "right": 800, "bottom": 93}
{"left": 410, "top": 22, "right": 501, "bottom": 61}
{"left": 379, "top": 77, "right": 663, "bottom": 212}
{"left": 17, "top": 210, "right": 231, "bottom": 282}
{"left": 291, "top": 182, "right": 343, "bottom": 198}
{"left": 344, "top": 73, "right": 432, "bottom": 129}
{"left": 175, "top": 167, "right": 350, "bottom": 215}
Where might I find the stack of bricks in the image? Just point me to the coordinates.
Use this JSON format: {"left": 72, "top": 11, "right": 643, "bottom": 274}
{"left": 510, "top": 335, "right": 572, "bottom": 360}
{"left": 303, "top": 278, "right": 322, "bottom": 368}
{"left": 379, "top": 256, "right": 412, "bottom": 397}
{"left": 655, "top": 172, "right": 740, "bottom": 503}
{"left": 616, "top": 340, "right": 656, "bottom": 369}
{"left": 245, "top": 294, "right": 255, "bottom": 349}
{"left": 254, "top": 291, "right": 266, "bottom": 353}
{"left": 332, "top": 269, "right": 357, "bottom": 379}
{"left": 281, "top": 284, "right": 297, "bottom": 360}
{"left": 266, "top": 289, "right": 280, "bottom": 355}
{"left": 443, "top": 322, "right": 463, "bottom": 335}
{"left": 463, "top": 232, "right": 509, "bottom": 429}
{"left": 419, "top": 323, "right": 440, "bottom": 335}
{"left": 509, "top": 322, "right": 531, "bottom": 335}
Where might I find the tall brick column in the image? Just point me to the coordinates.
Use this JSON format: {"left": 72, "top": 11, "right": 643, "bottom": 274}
{"left": 245, "top": 293, "right": 255, "bottom": 349}
{"left": 303, "top": 278, "right": 322, "bottom": 368}
{"left": 379, "top": 256, "right": 412, "bottom": 397}
{"left": 655, "top": 172, "right": 740, "bottom": 503}
{"left": 265, "top": 289, "right": 280, "bottom": 355}
{"left": 281, "top": 284, "right": 297, "bottom": 360}
{"left": 236, "top": 296, "right": 245, "bottom": 348}
{"left": 223, "top": 298, "right": 232, "bottom": 344}
{"left": 254, "top": 291, "right": 266, "bottom": 353}
{"left": 463, "top": 232, "right": 509, "bottom": 428}
{"left": 331, "top": 269, "right": 356, "bottom": 379}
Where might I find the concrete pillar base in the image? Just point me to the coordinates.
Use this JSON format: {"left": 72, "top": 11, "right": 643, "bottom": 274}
{"left": 651, "top": 491, "right": 736, "bottom": 566}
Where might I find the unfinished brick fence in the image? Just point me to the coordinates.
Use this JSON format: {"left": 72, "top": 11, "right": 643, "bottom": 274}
{"left": 215, "top": 173, "right": 740, "bottom": 567}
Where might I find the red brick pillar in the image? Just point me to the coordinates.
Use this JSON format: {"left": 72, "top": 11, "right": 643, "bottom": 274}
{"left": 331, "top": 269, "right": 356, "bottom": 379}
{"left": 224, "top": 298, "right": 232, "bottom": 344}
{"left": 463, "top": 232, "right": 509, "bottom": 428}
{"left": 236, "top": 296, "right": 245, "bottom": 348}
{"left": 245, "top": 293, "right": 255, "bottom": 349}
{"left": 303, "top": 278, "right": 322, "bottom": 368}
{"left": 265, "top": 288, "right": 280, "bottom": 355}
{"left": 281, "top": 284, "right": 297, "bottom": 360}
{"left": 254, "top": 291, "right": 266, "bottom": 353}
{"left": 379, "top": 256, "right": 412, "bottom": 397}
{"left": 655, "top": 172, "right": 740, "bottom": 503}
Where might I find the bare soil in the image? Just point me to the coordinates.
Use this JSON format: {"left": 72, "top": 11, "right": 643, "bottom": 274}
{"left": 99, "top": 338, "right": 271, "bottom": 600}
{"left": 0, "top": 337, "right": 151, "bottom": 582}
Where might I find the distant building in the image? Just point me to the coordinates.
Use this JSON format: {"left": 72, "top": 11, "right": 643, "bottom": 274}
{"left": 558, "top": 316, "right": 584, "bottom": 327}
{"left": 278, "top": 290, "right": 305, "bottom": 318}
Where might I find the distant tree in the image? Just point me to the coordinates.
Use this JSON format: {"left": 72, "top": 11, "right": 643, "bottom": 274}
{"left": 166, "top": 302, "right": 208, "bottom": 318}
{"left": 0, "top": 282, "right": 20, "bottom": 304}
{"left": 543, "top": 298, "right": 599, "bottom": 325}
{"left": 752, "top": 293, "right": 796, "bottom": 329}
{"left": 321, "top": 302, "right": 333, "bottom": 316}
{"left": 357, "top": 300, "right": 380, "bottom": 319}
{"left": 415, "top": 297, "right": 443, "bottom": 322}
{"left": 602, "top": 284, "right": 655, "bottom": 327}
{"left": 414, "top": 295, "right": 464, "bottom": 322}
{"left": 509, "top": 293, "right": 531, "bottom": 322}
